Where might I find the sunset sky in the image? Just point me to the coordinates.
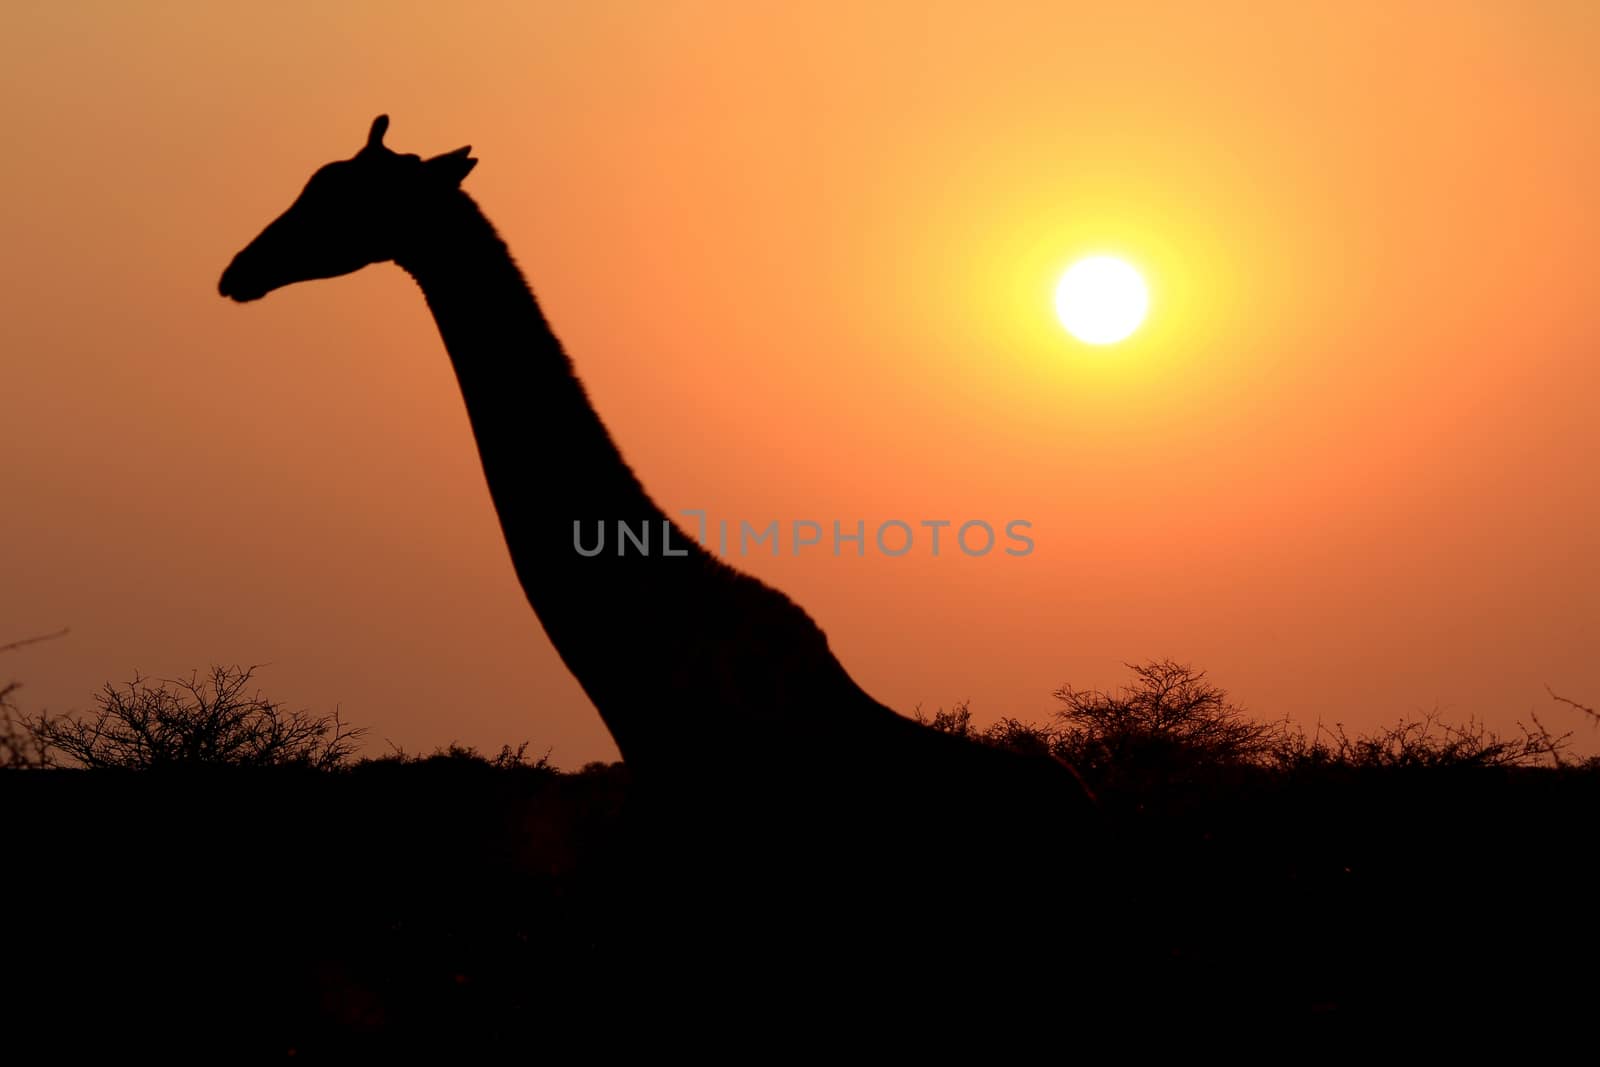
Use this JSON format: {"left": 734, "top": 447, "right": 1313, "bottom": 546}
{"left": 2, "top": 2, "right": 1596, "bottom": 766}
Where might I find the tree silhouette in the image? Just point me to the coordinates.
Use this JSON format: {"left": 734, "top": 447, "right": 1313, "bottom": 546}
{"left": 1052, "top": 659, "right": 1282, "bottom": 774}
{"left": 23, "top": 664, "right": 364, "bottom": 770}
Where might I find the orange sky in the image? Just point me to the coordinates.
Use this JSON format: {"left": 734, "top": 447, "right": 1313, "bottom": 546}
{"left": 2, "top": 2, "right": 1596, "bottom": 766}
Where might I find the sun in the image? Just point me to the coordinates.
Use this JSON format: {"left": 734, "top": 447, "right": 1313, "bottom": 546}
{"left": 1054, "top": 256, "right": 1149, "bottom": 345}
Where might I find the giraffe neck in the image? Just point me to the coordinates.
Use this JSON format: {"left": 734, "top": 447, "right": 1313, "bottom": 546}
{"left": 394, "top": 193, "right": 882, "bottom": 765}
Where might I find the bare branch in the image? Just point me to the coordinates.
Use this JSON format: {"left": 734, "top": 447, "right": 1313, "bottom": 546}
{"left": 0, "top": 628, "right": 70, "bottom": 655}
{"left": 1546, "top": 685, "right": 1599, "bottom": 728}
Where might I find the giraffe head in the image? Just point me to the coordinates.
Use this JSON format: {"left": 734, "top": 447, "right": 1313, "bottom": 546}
{"left": 218, "top": 115, "right": 476, "bottom": 302}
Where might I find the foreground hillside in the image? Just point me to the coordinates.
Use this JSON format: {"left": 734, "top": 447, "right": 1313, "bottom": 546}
{"left": 4, "top": 660, "right": 1596, "bottom": 1052}
{"left": 3, "top": 752, "right": 1597, "bottom": 1054}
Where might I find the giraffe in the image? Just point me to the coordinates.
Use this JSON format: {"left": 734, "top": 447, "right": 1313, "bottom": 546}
{"left": 218, "top": 119, "right": 1096, "bottom": 957}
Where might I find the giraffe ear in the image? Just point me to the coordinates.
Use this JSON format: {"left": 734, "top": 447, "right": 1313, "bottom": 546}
{"left": 367, "top": 115, "right": 390, "bottom": 150}
{"left": 425, "top": 145, "right": 477, "bottom": 186}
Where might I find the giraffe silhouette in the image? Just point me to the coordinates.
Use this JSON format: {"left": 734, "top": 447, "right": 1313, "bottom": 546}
{"left": 219, "top": 117, "right": 1098, "bottom": 990}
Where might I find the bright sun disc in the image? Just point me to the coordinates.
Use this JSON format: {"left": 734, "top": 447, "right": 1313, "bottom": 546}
{"left": 1055, "top": 257, "right": 1148, "bottom": 345}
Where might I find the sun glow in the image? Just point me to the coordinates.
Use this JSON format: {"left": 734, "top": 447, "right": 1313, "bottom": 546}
{"left": 1054, "top": 257, "right": 1149, "bottom": 345}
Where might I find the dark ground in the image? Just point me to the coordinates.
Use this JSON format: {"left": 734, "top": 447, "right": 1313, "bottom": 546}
{"left": 3, "top": 757, "right": 1596, "bottom": 1056}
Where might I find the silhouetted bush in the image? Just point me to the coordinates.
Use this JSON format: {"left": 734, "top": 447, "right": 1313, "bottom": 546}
{"left": 22, "top": 664, "right": 364, "bottom": 770}
{"left": 0, "top": 679, "right": 37, "bottom": 769}
{"left": 924, "top": 659, "right": 1593, "bottom": 784}
{"left": 1, "top": 630, "right": 65, "bottom": 769}
{"left": 364, "top": 739, "right": 556, "bottom": 773}
{"left": 1271, "top": 710, "right": 1572, "bottom": 771}
{"left": 915, "top": 702, "right": 975, "bottom": 738}
{"left": 915, "top": 702, "right": 1057, "bottom": 754}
